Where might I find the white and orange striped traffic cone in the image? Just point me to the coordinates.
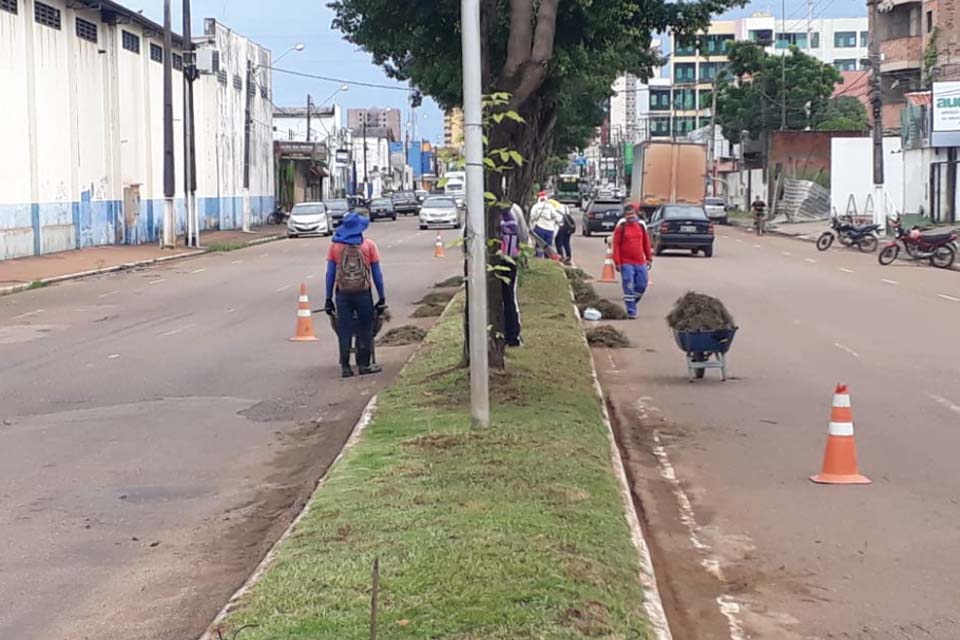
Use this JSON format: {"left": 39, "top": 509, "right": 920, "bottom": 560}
{"left": 599, "top": 237, "right": 617, "bottom": 283}
{"left": 290, "top": 283, "right": 319, "bottom": 342}
{"left": 810, "top": 384, "right": 870, "bottom": 485}
{"left": 434, "top": 232, "right": 445, "bottom": 258}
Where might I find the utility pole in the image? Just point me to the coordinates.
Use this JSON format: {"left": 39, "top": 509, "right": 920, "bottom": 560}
{"left": 362, "top": 119, "right": 368, "bottom": 200}
{"left": 161, "top": 0, "right": 176, "bottom": 249}
{"left": 306, "top": 94, "right": 312, "bottom": 142}
{"left": 708, "top": 75, "right": 719, "bottom": 197}
{"left": 461, "top": 0, "right": 490, "bottom": 429}
{"left": 780, "top": 0, "right": 787, "bottom": 130}
{"left": 242, "top": 58, "right": 254, "bottom": 232}
{"left": 183, "top": 0, "right": 198, "bottom": 247}
{"left": 807, "top": 0, "right": 814, "bottom": 50}
{"left": 867, "top": 0, "right": 885, "bottom": 224}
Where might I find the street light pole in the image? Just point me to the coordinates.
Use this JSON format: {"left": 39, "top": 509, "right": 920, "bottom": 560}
{"left": 242, "top": 58, "right": 254, "bottom": 232}
{"left": 461, "top": 0, "right": 490, "bottom": 429}
{"left": 306, "top": 94, "right": 312, "bottom": 142}
{"left": 867, "top": 0, "right": 885, "bottom": 224}
{"left": 161, "top": 0, "right": 176, "bottom": 248}
{"left": 183, "top": 0, "right": 199, "bottom": 247}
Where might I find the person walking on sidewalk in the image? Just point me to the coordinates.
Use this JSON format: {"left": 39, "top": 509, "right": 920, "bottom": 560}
{"left": 499, "top": 205, "right": 524, "bottom": 347}
{"left": 751, "top": 196, "right": 767, "bottom": 236}
{"left": 552, "top": 199, "right": 576, "bottom": 264}
{"left": 324, "top": 212, "right": 386, "bottom": 378}
{"left": 612, "top": 204, "right": 652, "bottom": 319}
{"left": 529, "top": 192, "right": 562, "bottom": 258}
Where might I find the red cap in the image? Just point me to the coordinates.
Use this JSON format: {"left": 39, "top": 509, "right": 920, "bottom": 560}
{"left": 835, "top": 384, "right": 848, "bottom": 394}
{"left": 538, "top": 191, "right": 547, "bottom": 197}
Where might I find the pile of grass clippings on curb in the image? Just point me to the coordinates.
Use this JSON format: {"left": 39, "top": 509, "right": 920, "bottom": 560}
{"left": 416, "top": 291, "right": 455, "bottom": 305}
{"left": 571, "top": 279, "right": 600, "bottom": 306}
{"left": 378, "top": 325, "right": 427, "bottom": 346}
{"left": 411, "top": 303, "right": 446, "bottom": 318}
{"left": 216, "top": 261, "right": 650, "bottom": 640}
{"left": 565, "top": 266, "right": 593, "bottom": 284}
{"left": 586, "top": 325, "right": 631, "bottom": 348}
{"left": 434, "top": 275, "right": 464, "bottom": 288}
{"left": 667, "top": 291, "right": 736, "bottom": 332}
{"left": 578, "top": 299, "right": 628, "bottom": 320}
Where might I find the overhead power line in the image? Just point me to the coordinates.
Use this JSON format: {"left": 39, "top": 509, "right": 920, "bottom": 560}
{"left": 270, "top": 66, "right": 415, "bottom": 92}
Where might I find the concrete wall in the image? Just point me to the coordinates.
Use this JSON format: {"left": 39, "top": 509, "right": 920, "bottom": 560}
{"left": 0, "top": 5, "right": 273, "bottom": 261}
{"left": 830, "top": 137, "right": 904, "bottom": 220}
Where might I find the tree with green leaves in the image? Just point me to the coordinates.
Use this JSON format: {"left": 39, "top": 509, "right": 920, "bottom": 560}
{"left": 329, "top": 0, "right": 742, "bottom": 368}
{"left": 716, "top": 42, "right": 842, "bottom": 144}
{"left": 815, "top": 96, "right": 869, "bottom": 132}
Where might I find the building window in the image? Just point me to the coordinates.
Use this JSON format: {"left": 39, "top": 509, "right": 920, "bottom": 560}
{"left": 172, "top": 52, "right": 183, "bottom": 71}
{"left": 75, "top": 17, "right": 98, "bottom": 43}
{"left": 811, "top": 32, "right": 820, "bottom": 48}
{"left": 651, "top": 117, "right": 672, "bottom": 137}
{"left": 860, "top": 31, "right": 869, "bottom": 47}
{"left": 699, "top": 61, "right": 724, "bottom": 83}
{"left": 0, "top": 0, "right": 18, "bottom": 16}
{"left": 650, "top": 89, "right": 671, "bottom": 111}
{"left": 748, "top": 29, "right": 774, "bottom": 45}
{"left": 675, "top": 36, "right": 697, "bottom": 57}
{"left": 833, "top": 59, "right": 857, "bottom": 71}
{"left": 699, "top": 89, "right": 713, "bottom": 110}
{"left": 217, "top": 69, "right": 227, "bottom": 85}
{"left": 34, "top": 2, "right": 60, "bottom": 29}
{"left": 150, "top": 43, "right": 163, "bottom": 64}
{"left": 703, "top": 34, "right": 734, "bottom": 56}
{"left": 776, "top": 32, "right": 808, "bottom": 49}
{"left": 260, "top": 85, "right": 269, "bottom": 99}
{"left": 673, "top": 87, "right": 696, "bottom": 110}
{"left": 233, "top": 74, "right": 243, "bottom": 90}
{"left": 927, "top": 10, "right": 933, "bottom": 33}
{"left": 122, "top": 30, "right": 140, "bottom": 54}
{"left": 834, "top": 31, "right": 857, "bottom": 48}
{"left": 247, "top": 79, "right": 257, "bottom": 96}
{"left": 674, "top": 63, "right": 696, "bottom": 84}
{"left": 676, "top": 117, "right": 698, "bottom": 135}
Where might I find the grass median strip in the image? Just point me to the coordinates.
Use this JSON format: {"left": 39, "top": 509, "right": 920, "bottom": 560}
{"left": 219, "top": 261, "right": 649, "bottom": 639}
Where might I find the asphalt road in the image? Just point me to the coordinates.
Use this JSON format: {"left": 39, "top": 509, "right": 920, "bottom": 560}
{"left": 0, "top": 217, "right": 459, "bottom": 640}
{"left": 574, "top": 225, "right": 960, "bottom": 639}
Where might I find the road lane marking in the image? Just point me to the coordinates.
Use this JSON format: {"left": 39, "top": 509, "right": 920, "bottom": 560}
{"left": 149, "top": 278, "right": 166, "bottom": 285}
{"left": 306, "top": 274, "right": 316, "bottom": 280}
{"left": 190, "top": 268, "right": 207, "bottom": 274}
{"left": 97, "top": 290, "right": 121, "bottom": 299}
{"left": 804, "top": 258, "right": 817, "bottom": 264}
{"left": 881, "top": 278, "right": 899, "bottom": 285}
{"left": 937, "top": 293, "right": 960, "bottom": 302}
{"left": 12, "top": 309, "right": 44, "bottom": 320}
{"left": 226, "top": 308, "right": 237, "bottom": 314}
{"left": 753, "top": 244, "right": 761, "bottom": 248}
{"left": 735, "top": 239, "right": 743, "bottom": 244}
{"left": 839, "top": 268, "right": 854, "bottom": 273}
{"left": 781, "top": 251, "right": 792, "bottom": 256}
{"left": 107, "top": 353, "right": 120, "bottom": 359}
{"left": 833, "top": 343, "right": 861, "bottom": 358}
{"left": 231, "top": 259, "right": 243, "bottom": 264}
{"left": 276, "top": 284, "right": 292, "bottom": 293}
{"left": 928, "top": 393, "right": 960, "bottom": 415}
{"left": 160, "top": 324, "right": 195, "bottom": 337}
{"left": 259, "top": 253, "right": 269, "bottom": 258}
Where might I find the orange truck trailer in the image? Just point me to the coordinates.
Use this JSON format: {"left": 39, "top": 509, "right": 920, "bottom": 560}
{"left": 629, "top": 141, "right": 707, "bottom": 218}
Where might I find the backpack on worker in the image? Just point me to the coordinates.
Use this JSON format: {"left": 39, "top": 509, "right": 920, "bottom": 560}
{"left": 335, "top": 244, "right": 370, "bottom": 294}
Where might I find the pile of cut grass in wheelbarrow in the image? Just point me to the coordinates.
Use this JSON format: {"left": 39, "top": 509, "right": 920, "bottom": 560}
{"left": 667, "top": 291, "right": 735, "bottom": 332}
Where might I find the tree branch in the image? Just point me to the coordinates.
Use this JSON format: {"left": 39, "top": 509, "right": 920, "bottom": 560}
{"left": 510, "top": 0, "right": 558, "bottom": 105}
{"left": 504, "top": 0, "right": 534, "bottom": 77}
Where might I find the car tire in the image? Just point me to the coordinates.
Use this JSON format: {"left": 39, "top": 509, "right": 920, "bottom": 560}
{"left": 392, "top": 215, "right": 398, "bottom": 221}
{"left": 287, "top": 233, "right": 297, "bottom": 239}
{"left": 703, "top": 246, "right": 714, "bottom": 258}
{"left": 419, "top": 224, "right": 427, "bottom": 230}
{"left": 583, "top": 226, "right": 592, "bottom": 237}
{"left": 720, "top": 216, "right": 728, "bottom": 225}
{"left": 654, "top": 241, "right": 664, "bottom": 256}
{"left": 691, "top": 248, "right": 699, "bottom": 256}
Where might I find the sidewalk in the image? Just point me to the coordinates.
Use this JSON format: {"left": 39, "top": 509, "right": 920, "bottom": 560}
{"left": 0, "top": 227, "right": 283, "bottom": 295}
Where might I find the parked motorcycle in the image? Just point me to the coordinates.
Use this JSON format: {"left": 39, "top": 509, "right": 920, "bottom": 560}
{"left": 816, "top": 216, "right": 880, "bottom": 252}
{"left": 266, "top": 207, "right": 289, "bottom": 225}
{"left": 878, "top": 217, "right": 958, "bottom": 269}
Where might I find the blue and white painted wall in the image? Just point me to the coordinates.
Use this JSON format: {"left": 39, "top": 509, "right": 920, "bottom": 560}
{"left": 0, "top": 1, "right": 274, "bottom": 261}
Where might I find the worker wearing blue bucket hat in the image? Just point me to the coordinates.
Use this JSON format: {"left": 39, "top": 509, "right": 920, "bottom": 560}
{"left": 325, "top": 212, "right": 386, "bottom": 377}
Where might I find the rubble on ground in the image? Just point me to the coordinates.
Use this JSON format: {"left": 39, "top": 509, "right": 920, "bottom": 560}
{"left": 586, "top": 325, "right": 631, "bottom": 348}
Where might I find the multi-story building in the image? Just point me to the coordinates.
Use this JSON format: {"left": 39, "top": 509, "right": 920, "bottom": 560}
{"left": 443, "top": 108, "right": 464, "bottom": 147}
{"left": 347, "top": 107, "right": 401, "bottom": 141}
{"left": 0, "top": 3, "right": 274, "bottom": 261}
{"left": 645, "top": 14, "right": 869, "bottom": 141}
{"left": 609, "top": 73, "right": 649, "bottom": 145}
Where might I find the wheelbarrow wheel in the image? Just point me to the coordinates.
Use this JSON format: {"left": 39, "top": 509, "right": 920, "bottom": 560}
{"left": 692, "top": 351, "right": 706, "bottom": 380}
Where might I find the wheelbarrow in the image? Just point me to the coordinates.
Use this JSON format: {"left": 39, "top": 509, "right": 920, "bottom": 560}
{"left": 318, "top": 306, "right": 388, "bottom": 366}
{"left": 673, "top": 328, "right": 738, "bottom": 382}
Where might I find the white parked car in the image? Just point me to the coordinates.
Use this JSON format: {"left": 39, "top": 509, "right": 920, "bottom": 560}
{"left": 287, "top": 202, "right": 331, "bottom": 238}
{"left": 704, "top": 197, "right": 728, "bottom": 225}
{"left": 419, "top": 196, "right": 462, "bottom": 229}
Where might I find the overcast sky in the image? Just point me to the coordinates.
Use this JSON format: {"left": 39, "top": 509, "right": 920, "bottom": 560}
{"left": 137, "top": 0, "right": 869, "bottom": 145}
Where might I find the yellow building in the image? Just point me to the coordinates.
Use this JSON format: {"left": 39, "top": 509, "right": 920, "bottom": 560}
{"left": 444, "top": 108, "right": 464, "bottom": 148}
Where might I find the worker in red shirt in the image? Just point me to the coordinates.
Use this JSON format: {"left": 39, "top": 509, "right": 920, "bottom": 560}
{"left": 611, "top": 203, "right": 652, "bottom": 319}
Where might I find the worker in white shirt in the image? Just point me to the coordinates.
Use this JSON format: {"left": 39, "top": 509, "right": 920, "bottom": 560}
{"left": 529, "top": 192, "right": 563, "bottom": 258}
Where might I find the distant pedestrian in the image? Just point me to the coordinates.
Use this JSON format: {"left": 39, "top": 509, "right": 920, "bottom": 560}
{"left": 552, "top": 199, "right": 576, "bottom": 264}
{"left": 612, "top": 203, "right": 652, "bottom": 319}
{"left": 529, "top": 192, "right": 563, "bottom": 258}
{"left": 751, "top": 196, "right": 767, "bottom": 236}
{"left": 324, "top": 212, "right": 386, "bottom": 378}
{"left": 499, "top": 205, "right": 523, "bottom": 347}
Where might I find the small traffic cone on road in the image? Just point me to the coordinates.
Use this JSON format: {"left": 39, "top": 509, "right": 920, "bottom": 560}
{"left": 290, "top": 283, "right": 319, "bottom": 342}
{"left": 434, "top": 232, "right": 445, "bottom": 258}
{"left": 599, "top": 237, "right": 617, "bottom": 283}
{"left": 810, "top": 384, "right": 871, "bottom": 485}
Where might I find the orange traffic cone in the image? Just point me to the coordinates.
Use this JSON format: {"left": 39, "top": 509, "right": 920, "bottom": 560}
{"left": 810, "top": 384, "right": 870, "bottom": 485}
{"left": 290, "top": 283, "right": 319, "bottom": 342}
{"left": 599, "top": 237, "right": 617, "bottom": 283}
{"left": 434, "top": 232, "right": 445, "bottom": 258}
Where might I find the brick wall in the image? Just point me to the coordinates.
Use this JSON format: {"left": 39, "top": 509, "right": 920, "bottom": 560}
{"left": 881, "top": 35, "right": 923, "bottom": 70}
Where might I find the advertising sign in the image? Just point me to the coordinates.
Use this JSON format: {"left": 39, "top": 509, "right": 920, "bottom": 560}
{"left": 932, "top": 81, "right": 960, "bottom": 146}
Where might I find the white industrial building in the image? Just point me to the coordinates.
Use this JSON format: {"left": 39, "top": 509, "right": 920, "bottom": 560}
{"left": 0, "top": 1, "right": 274, "bottom": 261}
{"left": 274, "top": 104, "right": 352, "bottom": 199}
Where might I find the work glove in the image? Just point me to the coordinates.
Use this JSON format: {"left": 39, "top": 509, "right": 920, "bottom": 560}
{"left": 375, "top": 299, "right": 387, "bottom": 315}
{"left": 324, "top": 299, "right": 336, "bottom": 316}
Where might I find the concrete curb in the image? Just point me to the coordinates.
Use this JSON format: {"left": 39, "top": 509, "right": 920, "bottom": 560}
{"left": 0, "top": 234, "right": 284, "bottom": 297}
{"left": 201, "top": 394, "right": 380, "bottom": 640}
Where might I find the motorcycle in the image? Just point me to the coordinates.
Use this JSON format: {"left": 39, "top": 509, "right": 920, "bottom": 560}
{"left": 266, "top": 206, "right": 289, "bottom": 225}
{"left": 816, "top": 216, "right": 880, "bottom": 252}
{"left": 878, "top": 217, "right": 958, "bottom": 269}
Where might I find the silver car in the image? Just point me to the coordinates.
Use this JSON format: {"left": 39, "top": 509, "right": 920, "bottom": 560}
{"left": 704, "top": 197, "right": 727, "bottom": 225}
{"left": 287, "top": 202, "right": 331, "bottom": 237}
{"left": 419, "top": 196, "right": 462, "bottom": 229}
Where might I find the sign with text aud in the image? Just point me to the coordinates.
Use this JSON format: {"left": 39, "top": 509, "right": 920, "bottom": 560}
{"left": 932, "top": 81, "right": 960, "bottom": 147}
